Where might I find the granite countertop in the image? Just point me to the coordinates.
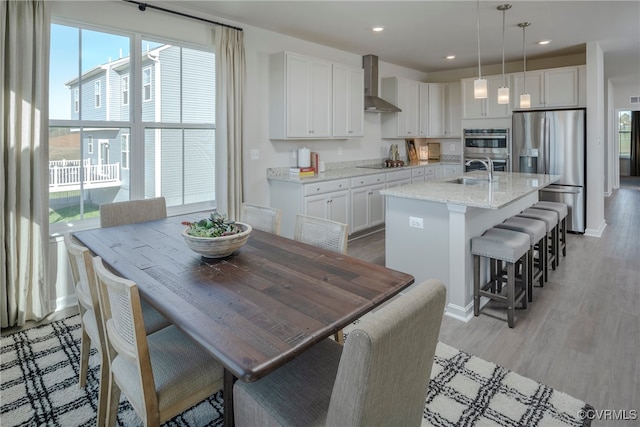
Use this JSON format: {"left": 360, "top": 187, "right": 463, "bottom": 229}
{"left": 380, "top": 171, "right": 561, "bottom": 210}
{"left": 267, "top": 159, "right": 460, "bottom": 183}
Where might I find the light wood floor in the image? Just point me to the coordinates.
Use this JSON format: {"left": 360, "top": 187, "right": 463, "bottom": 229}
{"left": 348, "top": 187, "right": 640, "bottom": 424}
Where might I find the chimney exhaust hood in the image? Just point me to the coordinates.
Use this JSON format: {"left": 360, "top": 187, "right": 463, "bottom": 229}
{"left": 363, "top": 54, "right": 401, "bottom": 113}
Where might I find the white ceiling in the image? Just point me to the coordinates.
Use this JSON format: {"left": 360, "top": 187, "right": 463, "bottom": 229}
{"left": 170, "top": 1, "right": 640, "bottom": 84}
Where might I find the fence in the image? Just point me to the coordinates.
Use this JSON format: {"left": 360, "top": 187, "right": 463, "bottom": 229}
{"left": 49, "top": 160, "right": 120, "bottom": 189}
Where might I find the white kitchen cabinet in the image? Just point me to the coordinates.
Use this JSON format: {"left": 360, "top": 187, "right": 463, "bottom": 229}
{"left": 381, "top": 77, "right": 420, "bottom": 138}
{"left": 333, "top": 64, "right": 364, "bottom": 138}
{"left": 512, "top": 66, "right": 580, "bottom": 109}
{"left": 386, "top": 169, "right": 412, "bottom": 188}
{"left": 462, "top": 75, "right": 511, "bottom": 119}
{"left": 441, "top": 164, "right": 463, "bottom": 177}
{"left": 418, "top": 83, "right": 446, "bottom": 138}
{"left": 350, "top": 174, "right": 385, "bottom": 233}
{"left": 269, "top": 52, "right": 332, "bottom": 139}
{"left": 304, "top": 190, "right": 349, "bottom": 225}
{"left": 445, "top": 82, "right": 462, "bottom": 138}
{"left": 411, "top": 167, "right": 427, "bottom": 183}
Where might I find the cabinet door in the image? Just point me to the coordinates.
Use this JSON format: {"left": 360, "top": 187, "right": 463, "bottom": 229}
{"left": 418, "top": 83, "right": 429, "bottom": 137}
{"left": 512, "top": 71, "right": 544, "bottom": 109}
{"left": 461, "top": 78, "right": 485, "bottom": 119}
{"left": 442, "top": 164, "right": 462, "bottom": 177}
{"left": 398, "top": 79, "right": 420, "bottom": 137}
{"left": 309, "top": 59, "right": 332, "bottom": 137}
{"left": 350, "top": 187, "right": 369, "bottom": 233}
{"left": 427, "top": 83, "right": 446, "bottom": 137}
{"left": 327, "top": 190, "right": 349, "bottom": 226}
{"left": 333, "top": 65, "right": 363, "bottom": 138}
{"left": 304, "top": 193, "right": 329, "bottom": 219}
{"left": 544, "top": 67, "right": 578, "bottom": 107}
{"left": 286, "top": 54, "right": 311, "bottom": 137}
{"left": 446, "top": 82, "right": 462, "bottom": 137}
{"left": 369, "top": 184, "right": 386, "bottom": 227}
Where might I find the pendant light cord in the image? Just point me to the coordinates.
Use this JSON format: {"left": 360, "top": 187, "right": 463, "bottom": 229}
{"left": 501, "top": 9, "right": 506, "bottom": 86}
{"left": 476, "top": 0, "right": 482, "bottom": 79}
{"left": 522, "top": 24, "right": 527, "bottom": 91}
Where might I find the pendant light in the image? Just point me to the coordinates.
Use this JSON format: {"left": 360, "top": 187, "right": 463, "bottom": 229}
{"left": 497, "top": 4, "right": 511, "bottom": 104}
{"left": 474, "top": 0, "right": 487, "bottom": 99}
{"left": 518, "top": 22, "right": 531, "bottom": 108}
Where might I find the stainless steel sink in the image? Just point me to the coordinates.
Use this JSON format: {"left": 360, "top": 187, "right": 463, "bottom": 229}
{"left": 446, "top": 177, "right": 484, "bottom": 185}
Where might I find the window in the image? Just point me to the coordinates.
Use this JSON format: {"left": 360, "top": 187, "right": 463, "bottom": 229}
{"left": 122, "top": 75, "right": 129, "bottom": 106}
{"left": 121, "top": 134, "right": 129, "bottom": 169}
{"left": 619, "top": 111, "right": 631, "bottom": 158}
{"left": 95, "top": 80, "right": 101, "bottom": 108}
{"left": 49, "top": 22, "right": 216, "bottom": 229}
{"left": 143, "top": 67, "right": 152, "bottom": 102}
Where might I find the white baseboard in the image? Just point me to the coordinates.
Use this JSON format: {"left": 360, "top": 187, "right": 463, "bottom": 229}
{"left": 585, "top": 220, "right": 607, "bottom": 237}
{"left": 445, "top": 301, "right": 474, "bottom": 323}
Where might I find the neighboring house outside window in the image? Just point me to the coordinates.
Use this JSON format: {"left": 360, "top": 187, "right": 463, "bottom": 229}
{"left": 121, "top": 134, "right": 129, "bottom": 169}
{"left": 122, "top": 75, "right": 129, "bottom": 106}
{"left": 48, "top": 21, "right": 216, "bottom": 230}
{"left": 95, "top": 80, "right": 101, "bottom": 108}
{"left": 619, "top": 111, "right": 631, "bottom": 158}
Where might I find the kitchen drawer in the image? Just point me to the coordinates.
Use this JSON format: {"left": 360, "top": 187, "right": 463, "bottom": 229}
{"left": 303, "top": 179, "right": 349, "bottom": 196}
{"left": 350, "top": 173, "right": 385, "bottom": 188}
{"left": 386, "top": 169, "right": 412, "bottom": 182}
{"left": 411, "top": 167, "right": 426, "bottom": 178}
{"left": 424, "top": 166, "right": 437, "bottom": 180}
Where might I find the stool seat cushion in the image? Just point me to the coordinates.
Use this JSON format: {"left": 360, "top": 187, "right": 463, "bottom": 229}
{"left": 495, "top": 217, "right": 546, "bottom": 243}
{"left": 533, "top": 201, "right": 568, "bottom": 219}
{"left": 471, "top": 228, "right": 530, "bottom": 263}
{"left": 517, "top": 208, "right": 558, "bottom": 231}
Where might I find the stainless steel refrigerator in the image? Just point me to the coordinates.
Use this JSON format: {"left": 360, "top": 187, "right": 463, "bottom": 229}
{"left": 512, "top": 109, "right": 586, "bottom": 233}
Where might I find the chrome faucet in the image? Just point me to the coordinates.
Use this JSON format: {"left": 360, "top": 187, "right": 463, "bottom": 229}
{"left": 465, "top": 157, "right": 494, "bottom": 182}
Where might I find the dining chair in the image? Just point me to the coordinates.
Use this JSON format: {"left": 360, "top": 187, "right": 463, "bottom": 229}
{"left": 99, "top": 197, "right": 167, "bottom": 228}
{"left": 233, "top": 278, "right": 446, "bottom": 427}
{"left": 93, "top": 256, "right": 225, "bottom": 427}
{"left": 240, "top": 202, "right": 282, "bottom": 234}
{"left": 294, "top": 214, "right": 349, "bottom": 342}
{"left": 64, "top": 234, "right": 171, "bottom": 426}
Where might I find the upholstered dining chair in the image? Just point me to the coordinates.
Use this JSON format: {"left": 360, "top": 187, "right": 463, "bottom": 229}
{"left": 64, "top": 234, "right": 171, "bottom": 426}
{"left": 93, "top": 256, "right": 225, "bottom": 427}
{"left": 99, "top": 197, "right": 167, "bottom": 228}
{"left": 233, "top": 279, "right": 446, "bottom": 427}
{"left": 241, "top": 203, "right": 282, "bottom": 234}
{"left": 294, "top": 214, "right": 349, "bottom": 342}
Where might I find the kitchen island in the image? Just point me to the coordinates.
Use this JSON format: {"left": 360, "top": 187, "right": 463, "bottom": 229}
{"left": 381, "top": 171, "right": 560, "bottom": 321}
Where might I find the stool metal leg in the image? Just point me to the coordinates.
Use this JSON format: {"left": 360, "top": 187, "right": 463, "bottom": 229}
{"left": 474, "top": 255, "right": 480, "bottom": 316}
{"left": 507, "top": 262, "right": 515, "bottom": 328}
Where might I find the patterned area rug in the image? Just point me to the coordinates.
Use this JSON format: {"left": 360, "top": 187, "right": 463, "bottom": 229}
{"left": 1, "top": 315, "right": 592, "bottom": 426}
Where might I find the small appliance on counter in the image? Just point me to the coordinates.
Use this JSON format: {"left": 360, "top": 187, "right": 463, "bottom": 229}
{"left": 426, "top": 142, "right": 440, "bottom": 160}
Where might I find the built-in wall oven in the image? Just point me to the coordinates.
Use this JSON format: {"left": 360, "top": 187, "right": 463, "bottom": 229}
{"left": 463, "top": 128, "right": 511, "bottom": 172}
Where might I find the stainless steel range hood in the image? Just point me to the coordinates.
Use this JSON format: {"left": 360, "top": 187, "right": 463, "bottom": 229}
{"left": 363, "top": 54, "right": 401, "bottom": 113}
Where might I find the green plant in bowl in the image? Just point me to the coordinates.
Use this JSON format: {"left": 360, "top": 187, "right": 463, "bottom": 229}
{"left": 182, "top": 210, "right": 241, "bottom": 237}
{"left": 182, "top": 211, "right": 252, "bottom": 258}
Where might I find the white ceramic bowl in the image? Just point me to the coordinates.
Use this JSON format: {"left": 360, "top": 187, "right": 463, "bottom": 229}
{"left": 182, "top": 222, "right": 252, "bottom": 258}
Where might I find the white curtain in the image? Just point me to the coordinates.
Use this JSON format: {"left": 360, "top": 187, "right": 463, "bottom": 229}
{"left": 214, "top": 26, "right": 245, "bottom": 220}
{"left": 1, "top": 0, "right": 51, "bottom": 327}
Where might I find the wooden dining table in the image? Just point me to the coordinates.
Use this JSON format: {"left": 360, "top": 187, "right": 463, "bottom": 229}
{"left": 73, "top": 213, "right": 414, "bottom": 426}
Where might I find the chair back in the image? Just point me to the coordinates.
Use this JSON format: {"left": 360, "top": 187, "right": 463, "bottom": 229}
{"left": 326, "top": 279, "right": 447, "bottom": 426}
{"left": 64, "top": 233, "right": 97, "bottom": 314}
{"left": 100, "top": 197, "right": 167, "bottom": 228}
{"left": 294, "top": 214, "right": 348, "bottom": 255}
{"left": 241, "top": 203, "right": 282, "bottom": 234}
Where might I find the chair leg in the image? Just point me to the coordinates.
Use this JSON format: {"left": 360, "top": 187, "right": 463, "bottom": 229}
{"left": 333, "top": 330, "right": 345, "bottom": 344}
{"left": 79, "top": 328, "right": 91, "bottom": 388}
{"left": 542, "top": 235, "right": 548, "bottom": 282}
{"left": 106, "top": 375, "right": 121, "bottom": 427}
{"left": 561, "top": 217, "right": 567, "bottom": 257}
{"left": 527, "top": 247, "right": 533, "bottom": 302}
{"left": 474, "top": 255, "right": 480, "bottom": 316}
{"left": 507, "top": 262, "right": 515, "bottom": 328}
{"left": 96, "top": 351, "right": 109, "bottom": 427}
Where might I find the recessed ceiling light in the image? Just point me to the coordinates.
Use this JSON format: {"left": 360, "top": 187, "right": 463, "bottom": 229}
{"left": 538, "top": 40, "right": 551, "bottom": 45}
{"left": 372, "top": 27, "right": 384, "bottom": 32}
{"left": 445, "top": 55, "right": 456, "bottom": 60}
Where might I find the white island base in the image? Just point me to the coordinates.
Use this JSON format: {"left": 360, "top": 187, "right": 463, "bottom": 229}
{"left": 382, "top": 172, "right": 558, "bottom": 321}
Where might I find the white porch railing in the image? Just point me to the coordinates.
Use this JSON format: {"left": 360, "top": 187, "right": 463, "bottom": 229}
{"left": 49, "top": 160, "right": 121, "bottom": 189}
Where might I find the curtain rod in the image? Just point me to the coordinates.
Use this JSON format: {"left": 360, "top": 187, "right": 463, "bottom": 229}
{"left": 122, "top": 0, "right": 243, "bottom": 32}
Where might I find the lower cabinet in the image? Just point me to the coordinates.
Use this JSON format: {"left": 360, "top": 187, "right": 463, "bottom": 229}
{"left": 442, "top": 164, "right": 463, "bottom": 177}
{"left": 350, "top": 174, "right": 386, "bottom": 234}
{"left": 304, "top": 190, "right": 349, "bottom": 226}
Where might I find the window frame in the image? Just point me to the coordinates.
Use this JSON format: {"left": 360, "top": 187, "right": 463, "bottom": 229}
{"left": 122, "top": 75, "right": 129, "bottom": 106}
{"left": 48, "top": 18, "right": 217, "bottom": 234}
{"left": 74, "top": 88, "right": 79, "bottom": 113}
{"left": 142, "top": 66, "right": 152, "bottom": 102}
{"left": 94, "top": 80, "right": 101, "bottom": 108}
{"left": 87, "top": 136, "right": 93, "bottom": 154}
{"left": 121, "top": 134, "right": 129, "bottom": 169}
{"left": 618, "top": 110, "right": 631, "bottom": 159}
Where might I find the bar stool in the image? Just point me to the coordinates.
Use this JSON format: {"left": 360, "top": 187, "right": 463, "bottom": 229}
{"left": 531, "top": 201, "right": 568, "bottom": 265}
{"left": 472, "top": 227, "right": 530, "bottom": 328}
{"left": 495, "top": 216, "right": 546, "bottom": 302}
{"left": 517, "top": 208, "right": 559, "bottom": 281}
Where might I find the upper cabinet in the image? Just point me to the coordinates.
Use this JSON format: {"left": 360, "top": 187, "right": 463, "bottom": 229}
{"left": 270, "top": 52, "right": 363, "bottom": 140}
{"left": 512, "top": 66, "right": 583, "bottom": 109}
{"left": 445, "top": 82, "right": 462, "bottom": 138}
{"left": 381, "top": 77, "right": 420, "bottom": 138}
{"left": 419, "top": 83, "right": 446, "bottom": 138}
{"left": 333, "top": 64, "right": 364, "bottom": 138}
{"left": 462, "top": 75, "right": 511, "bottom": 119}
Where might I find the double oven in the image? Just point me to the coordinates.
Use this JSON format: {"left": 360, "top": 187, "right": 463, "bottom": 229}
{"left": 463, "top": 128, "right": 511, "bottom": 172}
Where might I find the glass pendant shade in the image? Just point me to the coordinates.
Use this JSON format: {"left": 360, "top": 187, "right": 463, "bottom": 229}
{"left": 474, "top": 78, "right": 488, "bottom": 99}
{"left": 520, "top": 93, "right": 531, "bottom": 108}
{"left": 498, "top": 86, "right": 510, "bottom": 104}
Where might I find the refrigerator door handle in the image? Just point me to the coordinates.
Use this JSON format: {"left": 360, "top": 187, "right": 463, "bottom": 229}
{"left": 544, "top": 116, "right": 551, "bottom": 174}
{"left": 541, "top": 186, "right": 581, "bottom": 194}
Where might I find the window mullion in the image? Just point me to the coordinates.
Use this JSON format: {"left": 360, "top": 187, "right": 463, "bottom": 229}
{"left": 130, "top": 33, "right": 145, "bottom": 199}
